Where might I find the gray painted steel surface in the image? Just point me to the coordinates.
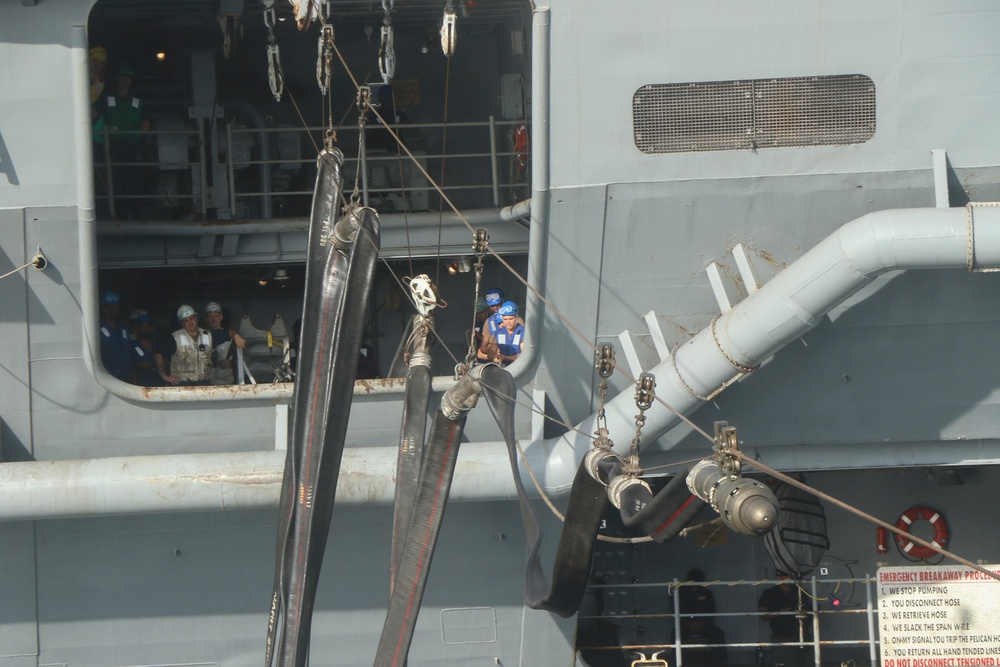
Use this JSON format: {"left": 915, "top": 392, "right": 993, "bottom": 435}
{"left": 3, "top": 0, "right": 1000, "bottom": 664}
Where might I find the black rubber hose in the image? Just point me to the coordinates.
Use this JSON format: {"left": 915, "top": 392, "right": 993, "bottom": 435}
{"left": 266, "top": 148, "right": 381, "bottom": 667}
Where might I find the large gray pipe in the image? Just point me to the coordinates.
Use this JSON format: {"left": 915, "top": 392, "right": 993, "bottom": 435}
{"left": 8, "top": 204, "right": 998, "bottom": 520}
{"left": 562, "top": 204, "right": 1000, "bottom": 479}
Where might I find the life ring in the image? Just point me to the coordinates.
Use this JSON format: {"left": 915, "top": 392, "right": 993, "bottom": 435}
{"left": 894, "top": 506, "right": 948, "bottom": 560}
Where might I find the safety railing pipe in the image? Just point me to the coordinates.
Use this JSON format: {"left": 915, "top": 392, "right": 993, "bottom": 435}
{"left": 226, "top": 122, "right": 237, "bottom": 215}
{"left": 102, "top": 124, "right": 116, "bottom": 220}
{"left": 812, "top": 576, "right": 821, "bottom": 667}
{"left": 489, "top": 115, "right": 499, "bottom": 206}
{"left": 672, "top": 579, "right": 682, "bottom": 667}
{"left": 866, "top": 575, "right": 878, "bottom": 666}
{"left": 198, "top": 121, "right": 208, "bottom": 218}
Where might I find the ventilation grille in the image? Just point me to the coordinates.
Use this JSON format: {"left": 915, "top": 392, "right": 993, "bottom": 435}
{"left": 633, "top": 74, "right": 876, "bottom": 154}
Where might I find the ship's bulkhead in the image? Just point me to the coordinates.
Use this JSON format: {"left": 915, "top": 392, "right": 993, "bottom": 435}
{"left": 0, "top": 0, "right": 999, "bottom": 665}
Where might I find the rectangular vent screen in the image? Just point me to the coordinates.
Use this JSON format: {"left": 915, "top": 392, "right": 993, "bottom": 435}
{"left": 633, "top": 74, "right": 875, "bottom": 153}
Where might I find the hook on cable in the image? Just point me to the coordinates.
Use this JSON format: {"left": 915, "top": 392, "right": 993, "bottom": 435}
{"left": 440, "top": 1, "right": 457, "bottom": 56}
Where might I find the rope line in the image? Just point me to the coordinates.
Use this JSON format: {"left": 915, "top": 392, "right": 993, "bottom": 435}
{"left": 0, "top": 259, "right": 40, "bottom": 282}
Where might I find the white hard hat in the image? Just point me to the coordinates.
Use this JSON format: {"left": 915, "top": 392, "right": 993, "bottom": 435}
{"left": 177, "top": 304, "right": 196, "bottom": 320}
{"left": 204, "top": 302, "right": 222, "bottom": 314}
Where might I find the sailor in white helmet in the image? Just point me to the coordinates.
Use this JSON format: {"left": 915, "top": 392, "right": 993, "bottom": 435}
{"left": 155, "top": 304, "right": 213, "bottom": 386}
{"left": 203, "top": 301, "right": 246, "bottom": 385}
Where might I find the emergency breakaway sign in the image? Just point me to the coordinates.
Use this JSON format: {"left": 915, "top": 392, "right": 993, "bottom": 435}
{"left": 878, "top": 565, "right": 1000, "bottom": 667}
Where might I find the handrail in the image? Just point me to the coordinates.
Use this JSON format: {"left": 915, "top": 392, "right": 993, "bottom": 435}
{"left": 93, "top": 117, "right": 528, "bottom": 221}
{"left": 580, "top": 576, "right": 879, "bottom": 667}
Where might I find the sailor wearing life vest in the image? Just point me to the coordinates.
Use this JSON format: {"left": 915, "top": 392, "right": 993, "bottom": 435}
{"left": 483, "top": 287, "right": 505, "bottom": 337}
{"left": 203, "top": 302, "right": 247, "bottom": 385}
{"left": 492, "top": 301, "right": 525, "bottom": 366}
{"left": 156, "top": 304, "right": 213, "bottom": 386}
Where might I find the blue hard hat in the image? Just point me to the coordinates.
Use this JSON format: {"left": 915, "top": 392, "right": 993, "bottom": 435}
{"left": 485, "top": 288, "right": 505, "bottom": 306}
{"left": 498, "top": 301, "right": 518, "bottom": 316}
{"left": 100, "top": 291, "right": 120, "bottom": 305}
{"left": 135, "top": 313, "right": 153, "bottom": 325}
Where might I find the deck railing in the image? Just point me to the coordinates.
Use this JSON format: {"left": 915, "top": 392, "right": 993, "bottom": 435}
{"left": 579, "top": 576, "right": 879, "bottom": 667}
{"left": 93, "top": 117, "right": 530, "bottom": 222}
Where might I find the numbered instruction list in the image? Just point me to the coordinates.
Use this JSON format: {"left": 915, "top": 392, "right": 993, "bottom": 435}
{"left": 878, "top": 565, "right": 1000, "bottom": 667}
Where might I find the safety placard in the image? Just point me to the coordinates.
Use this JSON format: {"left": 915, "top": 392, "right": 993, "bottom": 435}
{"left": 878, "top": 565, "right": 1000, "bottom": 667}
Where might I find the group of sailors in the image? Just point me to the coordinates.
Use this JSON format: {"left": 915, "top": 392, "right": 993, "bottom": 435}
{"left": 99, "top": 291, "right": 246, "bottom": 387}
{"left": 473, "top": 286, "right": 526, "bottom": 366}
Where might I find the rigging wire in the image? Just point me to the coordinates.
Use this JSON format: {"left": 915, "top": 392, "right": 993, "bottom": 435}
{"left": 732, "top": 450, "right": 1000, "bottom": 582}
{"left": 434, "top": 55, "right": 452, "bottom": 287}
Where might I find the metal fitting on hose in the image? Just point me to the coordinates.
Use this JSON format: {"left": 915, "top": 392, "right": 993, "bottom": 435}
{"left": 333, "top": 209, "right": 362, "bottom": 250}
{"left": 607, "top": 474, "right": 651, "bottom": 511}
{"left": 440, "top": 365, "right": 484, "bottom": 420}
{"left": 584, "top": 447, "right": 620, "bottom": 486}
{"left": 409, "top": 352, "right": 431, "bottom": 368}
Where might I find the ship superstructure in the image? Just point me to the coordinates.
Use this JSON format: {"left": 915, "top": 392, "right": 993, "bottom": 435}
{"left": 1, "top": 1, "right": 1000, "bottom": 665}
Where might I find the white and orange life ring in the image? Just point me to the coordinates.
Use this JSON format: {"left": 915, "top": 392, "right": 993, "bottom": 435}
{"left": 894, "top": 505, "right": 948, "bottom": 560}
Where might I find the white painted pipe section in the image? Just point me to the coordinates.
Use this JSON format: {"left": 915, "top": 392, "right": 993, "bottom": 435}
{"left": 503, "top": 7, "right": 550, "bottom": 379}
{"left": 564, "top": 204, "right": 1000, "bottom": 480}
{"left": 501, "top": 198, "right": 531, "bottom": 221}
{"left": 0, "top": 444, "right": 517, "bottom": 520}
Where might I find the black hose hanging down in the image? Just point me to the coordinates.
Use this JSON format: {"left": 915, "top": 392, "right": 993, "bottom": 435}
{"left": 375, "top": 368, "right": 482, "bottom": 667}
{"left": 265, "top": 148, "right": 381, "bottom": 667}
{"left": 390, "top": 315, "right": 434, "bottom": 594}
{"left": 376, "top": 365, "right": 609, "bottom": 666}
{"left": 477, "top": 365, "right": 608, "bottom": 617}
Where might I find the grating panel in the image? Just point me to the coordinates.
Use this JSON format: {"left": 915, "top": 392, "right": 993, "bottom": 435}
{"left": 633, "top": 74, "right": 875, "bottom": 154}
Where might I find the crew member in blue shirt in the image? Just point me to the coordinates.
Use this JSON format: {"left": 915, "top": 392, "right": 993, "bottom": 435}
{"left": 130, "top": 313, "right": 164, "bottom": 387}
{"left": 99, "top": 290, "right": 132, "bottom": 381}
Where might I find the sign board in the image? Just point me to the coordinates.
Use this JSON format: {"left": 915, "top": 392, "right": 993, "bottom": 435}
{"left": 878, "top": 565, "right": 1000, "bottom": 667}
{"left": 392, "top": 79, "right": 420, "bottom": 107}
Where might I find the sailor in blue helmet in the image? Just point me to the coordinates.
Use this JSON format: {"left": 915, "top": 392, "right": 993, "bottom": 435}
{"left": 483, "top": 287, "right": 505, "bottom": 337}
{"left": 478, "top": 300, "right": 525, "bottom": 366}
{"left": 98, "top": 290, "right": 133, "bottom": 381}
